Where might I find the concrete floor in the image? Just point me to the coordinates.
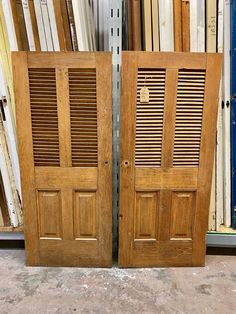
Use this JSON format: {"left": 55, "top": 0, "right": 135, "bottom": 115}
{"left": 0, "top": 250, "right": 235, "bottom": 313}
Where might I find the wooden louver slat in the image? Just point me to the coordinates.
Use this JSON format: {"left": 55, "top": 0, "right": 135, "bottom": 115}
{"left": 173, "top": 69, "right": 206, "bottom": 167}
{"left": 28, "top": 68, "right": 60, "bottom": 167}
{"left": 69, "top": 68, "right": 98, "bottom": 167}
{"left": 135, "top": 68, "right": 166, "bottom": 167}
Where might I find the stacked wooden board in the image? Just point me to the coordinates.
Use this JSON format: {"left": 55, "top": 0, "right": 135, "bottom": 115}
{"left": 231, "top": 0, "right": 236, "bottom": 229}
{"left": 125, "top": 0, "right": 232, "bottom": 232}
{"left": 3, "top": 0, "right": 99, "bottom": 53}
{"left": 0, "top": 0, "right": 234, "bottom": 233}
{"left": 0, "top": 1, "right": 22, "bottom": 228}
{"left": 0, "top": 0, "right": 107, "bottom": 229}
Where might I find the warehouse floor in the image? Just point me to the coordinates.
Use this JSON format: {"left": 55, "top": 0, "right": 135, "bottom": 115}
{"left": 0, "top": 250, "right": 235, "bottom": 314}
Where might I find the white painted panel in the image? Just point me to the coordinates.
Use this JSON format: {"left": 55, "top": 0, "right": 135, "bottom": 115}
{"left": 223, "top": 0, "right": 231, "bottom": 227}
{"left": 216, "top": 0, "right": 224, "bottom": 231}
{"left": 72, "top": 0, "right": 86, "bottom": 50}
{"left": 190, "top": 0, "right": 205, "bottom": 52}
{"left": 0, "top": 63, "right": 21, "bottom": 200}
{"left": 207, "top": 0, "right": 217, "bottom": 231}
{"left": 2, "top": 0, "right": 18, "bottom": 51}
{"left": 40, "top": 0, "right": 54, "bottom": 51}
{"left": 34, "top": 0, "right": 47, "bottom": 50}
{"left": 22, "top": 0, "right": 36, "bottom": 51}
{"left": 0, "top": 148, "right": 18, "bottom": 226}
{"left": 158, "top": 0, "right": 174, "bottom": 52}
{"left": 47, "top": 0, "right": 60, "bottom": 51}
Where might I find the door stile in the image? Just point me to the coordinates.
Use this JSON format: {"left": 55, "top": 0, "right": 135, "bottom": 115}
{"left": 56, "top": 67, "right": 74, "bottom": 242}
{"left": 61, "top": 188, "right": 73, "bottom": 241}
{"left": 119, "top": 52, "right": 137, "bottom": 267}
{"left": 192, "top": 53, "right": 222, "bottom": 265}
{"left": 56, "top": 67, "right": 71, "bottom": 167}
{"left": 12, "top": 52, "right": 40, "bottom": 265}
{"left": 158, "top": 68, "right": 178, "bottom": 241}
{"left": 161, "top": 68, "right": 178, "bottom": 168}
{"left": 96, "top": 53, "right": 113, "bottom": 265}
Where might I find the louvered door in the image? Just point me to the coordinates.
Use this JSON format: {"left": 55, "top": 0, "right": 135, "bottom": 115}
{"left": 119, "top": 52, "right": 222, "bottom": 267}
{"left": 12, "top": 52, "right": 112, "bottom": 266}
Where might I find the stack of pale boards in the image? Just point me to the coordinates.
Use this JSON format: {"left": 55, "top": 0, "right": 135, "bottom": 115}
{"left": 0, "top": 0, "right": 109, "bottom": 229}
{"left": 0, "top": 0, "right": 233, "bottom": 233}
{"left": 125, "top": 0, "right": 232, "bottom": 231}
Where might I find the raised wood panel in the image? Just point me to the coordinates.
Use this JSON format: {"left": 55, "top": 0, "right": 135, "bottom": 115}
{"left": 135, "top": 192, "right": 158, "bottom": 240}
{"left": 74, "top": 191, "right": 96, "bottom": 239}
{"left": 37, "top": 190, "right": 62, "bottom": 239}
{"left": 170, "top": 191, "right": 195, "bottom": 240}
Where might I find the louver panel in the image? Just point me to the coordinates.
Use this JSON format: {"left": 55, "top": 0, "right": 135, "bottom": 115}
{"left": 69, "top": 68, "right": 98, "bottom": 167}
{"left": 135, "top": 69, "right": 166, "bottom": 166}
{"left": 173, "top": 69, "right": 206, "bottom": 167}
{"left": 28, "top": 68, "right": 60, "bottom": 167}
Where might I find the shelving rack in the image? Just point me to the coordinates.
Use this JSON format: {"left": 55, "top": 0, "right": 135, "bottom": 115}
{"left": 0, "top": 227, "right": 23, "bottom": 240}
{"left": 0, "top": 0, "right": 236, "bottom": 249}
{"left": 206, "top": 233, "right": 236, "bottom": 247}
{"left": 109, "top": 0, "right": 122, "bottom": 255}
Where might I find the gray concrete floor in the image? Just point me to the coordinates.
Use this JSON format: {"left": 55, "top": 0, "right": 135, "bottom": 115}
{"left": 0, "top": 250, "right": 235, "bottom": 313}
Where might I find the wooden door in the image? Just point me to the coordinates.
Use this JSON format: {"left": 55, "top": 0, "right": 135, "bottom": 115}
{"left": 12, "top": 52, "right": 112, "bottom": 266}
{"left": 119, "top": 52, "right": 222, "bottom": 267}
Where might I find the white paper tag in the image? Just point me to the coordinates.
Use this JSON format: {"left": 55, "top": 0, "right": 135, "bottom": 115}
{"left": 140, "top": 86, "right": 149, "bottom": 103}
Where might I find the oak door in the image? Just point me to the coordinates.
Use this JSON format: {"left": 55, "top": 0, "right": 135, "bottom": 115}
{"left": 12, "top": 52, "right": 112, "bottom": 266}
{"left": 119, "top": 52, "right": 222, "bottom": 267}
